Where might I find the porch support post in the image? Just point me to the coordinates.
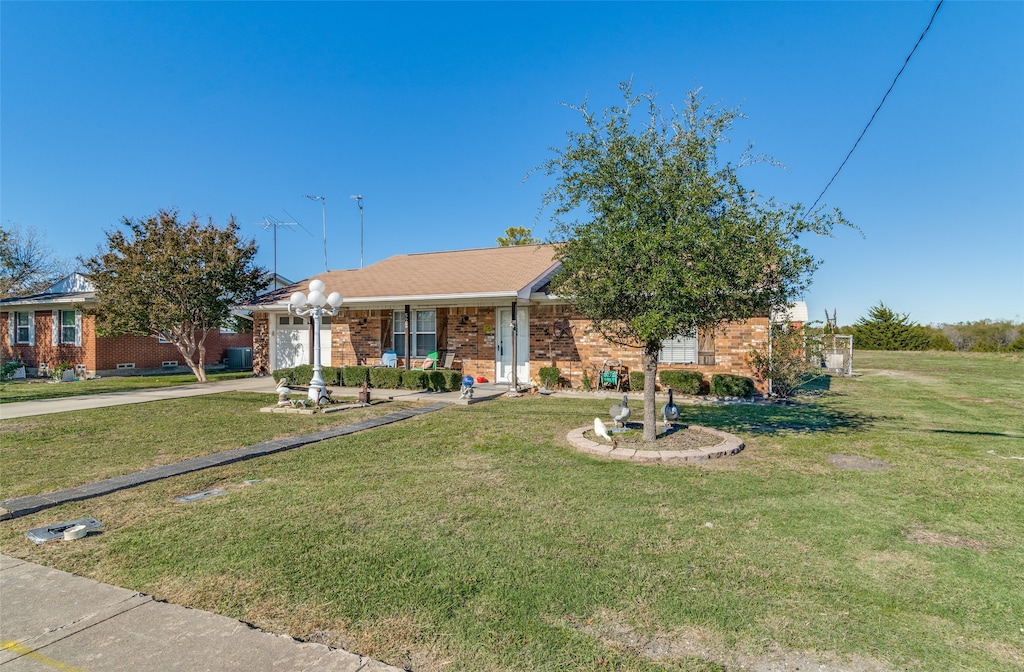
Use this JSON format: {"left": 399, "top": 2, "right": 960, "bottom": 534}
{"left": 404, "top": 304, "right": 412, "bottom": 370}
{"left": 510, "top": 301, "right": 518, "bottom": 390}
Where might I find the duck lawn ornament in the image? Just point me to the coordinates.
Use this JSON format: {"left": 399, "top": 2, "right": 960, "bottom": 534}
{"left": 276, "top": 378, "right": 293, "bottom": 407}
{"left": 662, "top": 388, "right": 680, "bottom": 427}
{"left": 593, "top": 417, "right": 612, "bottom": 442}
{"left": 609, "top": 394, "right": 631, "bottom": 428}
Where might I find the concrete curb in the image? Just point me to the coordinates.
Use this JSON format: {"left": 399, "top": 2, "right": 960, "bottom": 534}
{"left": 565, "top": 425, "right": 744, "bottom": 463}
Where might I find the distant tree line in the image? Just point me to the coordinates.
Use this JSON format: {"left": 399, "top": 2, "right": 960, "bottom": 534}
{"left": 838, "top": 302, "right": 1023, "bottom": 352}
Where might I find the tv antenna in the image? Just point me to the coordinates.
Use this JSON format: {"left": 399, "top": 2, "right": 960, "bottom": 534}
{"left": 259, "top": 216, "right": 298, "bottom": 289}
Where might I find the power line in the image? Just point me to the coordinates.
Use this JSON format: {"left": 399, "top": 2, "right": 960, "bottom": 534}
{"left": 807, "top": 0, "right": 944, "bottom": 213}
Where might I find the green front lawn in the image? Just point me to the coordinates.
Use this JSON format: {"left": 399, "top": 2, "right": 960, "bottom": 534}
{"left": 1, "top": 351, "right": 1022, "bottom": 671}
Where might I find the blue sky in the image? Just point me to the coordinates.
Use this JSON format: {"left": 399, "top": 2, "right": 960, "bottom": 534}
{"left": 2, "top": 1, "right": 1021, "bottom": 326}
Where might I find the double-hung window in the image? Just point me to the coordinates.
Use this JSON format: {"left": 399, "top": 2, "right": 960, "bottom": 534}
{"left": 392, "top": 309, "right": 436, "bottom": 358}
{"left": 60, "top": 310, "right": 78, "bottom": 344}
{"left": 15, "top": 312, "right": 32, "bottom": 344}
{"left": 658, "top": 329, "right": 698, "bottom": 364}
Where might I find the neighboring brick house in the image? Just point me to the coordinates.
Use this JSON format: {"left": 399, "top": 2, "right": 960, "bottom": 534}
{"left": 243, "top": 245, "right": 779, "bottom": 390}
{"left": 0, "top": 274, "right": 253, "bottom": 377}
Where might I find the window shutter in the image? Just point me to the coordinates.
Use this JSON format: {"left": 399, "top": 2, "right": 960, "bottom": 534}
{"left": 658, "top": 331, "right": 698, "bottom": 364}
{"left": 6, "top": 312, "right": 13, "bottom": 346}
{"left": 28, "top": 312, "right": 35, "bottom": 346}
{"left": 52, "top": 310, "right": 59, "bottom": 346}
{"left": 75, "top": 311, "right": 83, "bottom": 347}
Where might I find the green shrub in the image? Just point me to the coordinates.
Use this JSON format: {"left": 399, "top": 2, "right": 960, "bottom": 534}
{"left": 443, "top": 370, "right": 463, "bottom": 391}
{"left": 401, "top": 370, "right": 428, "bottom": 390}
{"left": 427, "top": 370, "right": 446, "bottom": 391}
{"left": 369, "top": 367, "right": 402, "bottom": 389}
{"left": 538, "top": 366, "right": 560, "bottom": 389}
{"left": 322, "top": 366, "right": 341, "bottom": 385}
{"left": 928, "top": 333, "right": 956, "bottom": 351}
{"left": 343, "top": 366, "right": 370, "bottom": 387}
{"left": 629, "top": 371, "right": 645, "bottom": 391}
{"left": 271, "top": 367, "right": 293, "bottom": 383}
{"left": 290, "top": 364, "right": 313, "bottom": 385}
{"left": 710, "top": 373, "right": 755, "bottom": 398}
{"left": 659, "top": 369, "right": 703, "bottom": 395}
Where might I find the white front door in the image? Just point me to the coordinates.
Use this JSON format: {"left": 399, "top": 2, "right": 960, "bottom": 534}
{"left": 496, "top": 307, "right": 529, "bottom": 384}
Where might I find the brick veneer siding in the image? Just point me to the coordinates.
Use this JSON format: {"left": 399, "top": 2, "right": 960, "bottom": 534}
{"left": 254, "top": 303, "right": 767, "bottom": 389}
{"left": 1, "top": 310, "right": 252, "bottom": 377}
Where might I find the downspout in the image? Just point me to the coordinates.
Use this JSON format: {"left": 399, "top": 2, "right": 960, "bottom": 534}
{"left": 404, "top": 304, "right": 411, "bottom": 370}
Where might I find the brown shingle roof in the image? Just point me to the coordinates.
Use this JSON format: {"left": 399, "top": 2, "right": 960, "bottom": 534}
{"left": 254, "top": 245, "right": 560, "bottom": 307}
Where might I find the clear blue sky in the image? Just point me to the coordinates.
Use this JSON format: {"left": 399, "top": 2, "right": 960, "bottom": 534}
{"left": 2, "top": 1, "right": 1021, "bottom": 326}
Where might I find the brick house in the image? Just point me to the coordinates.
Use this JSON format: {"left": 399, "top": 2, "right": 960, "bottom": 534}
{"left": 1, "top": 274, "right": 254, "bottom": 377}
{"left": 243, "top": 245, "right": 777, "bottom": 390}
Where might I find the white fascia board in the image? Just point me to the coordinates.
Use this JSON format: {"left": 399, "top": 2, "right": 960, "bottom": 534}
{"left": 341, "top": 291, "right": 519, "bottom": 306}
{"left": 0, "top": 294, "right": 95, "bottom": 308}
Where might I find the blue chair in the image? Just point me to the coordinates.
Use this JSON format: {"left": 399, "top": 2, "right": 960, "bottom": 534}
{"left": 381, "top": 350, "right": 397, "bottom": 367}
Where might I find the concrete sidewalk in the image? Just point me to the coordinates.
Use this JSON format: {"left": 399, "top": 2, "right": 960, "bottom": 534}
{"left": 0, "top": 555, "right": 401, "bottom": 671}
{"left": 0, "top": 377, "right": 509, "bottom": 420}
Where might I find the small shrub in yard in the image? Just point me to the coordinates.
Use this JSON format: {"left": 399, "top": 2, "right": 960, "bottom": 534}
{"left": 322, "top": 366, "right": 341, "bottom": 386}
{"left": 271, "top": 367, "right": 294, "bottom": 383}
{"left": 343, "top": 366, "right": 370, "bottom": 387}
{"left": 659, "top": 369, "right": 703, "bottom": 395}
{"left": 290, "top": 365, "right": 313, "bottom": 385}
{"left": 401, "top": 370, "right": 428, "bottom": 390}
{"left": 370, "top": 367, "right": 402, "bottom": 389}
{"left": 443, "top": 369, "right": 463, "bottom": 391}
{"left": 630, "top": 371, "right": 645, "bottom": 391}
{"left": 710, "top": 373, "right": 755, "bottom": 398}
{"left": 427, "top": 370, "right": 446, "bottom": 391}
{"left": 539, "top": 366, "right": 561, "bottom": 389}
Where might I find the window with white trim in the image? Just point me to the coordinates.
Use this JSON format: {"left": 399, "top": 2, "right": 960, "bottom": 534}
{"left": 658, "top": 330, "right": 698, "bottom": 364}
{"left": 60, "top": 310, "right": 78, "bottom": 344}
{"left": 393, "top": 309, "right": 436, "bottom": 358}
{"left": 15, "top": 312, "right": 32, "bottom": 344}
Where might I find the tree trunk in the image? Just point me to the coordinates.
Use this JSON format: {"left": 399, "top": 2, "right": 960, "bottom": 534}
{"left": 642, "top": 346, "right": 660, "bottom": 441}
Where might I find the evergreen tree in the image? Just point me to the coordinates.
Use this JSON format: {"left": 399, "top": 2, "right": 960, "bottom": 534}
{"left": 851, "top": 302, "right": 930, "bottom": 350}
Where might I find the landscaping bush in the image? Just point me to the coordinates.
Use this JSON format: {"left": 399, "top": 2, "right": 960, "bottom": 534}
{"left": 538, "top": 366, "right": 560, "bottom": 389}
{"left": 659, "top": 369, "right": 703, "bottom": 395}
{"left": 443, "top": 369, "right": 463, "bottom": 391}
{"left": 629, "top": 370, "right": 644, "bottom": 392}
{"left": 322, "top": 366, "right": 341, "bottom": 386}
{"left": 342, "top": 366, "right": 370, "bottom": 387}
{"left": 290, "top": 364, "right": 313, "bottom": 385}
{"left": 271, "top": 367, "right": 293, "bottom": 383}
{"left": 710, "top": 373, "right": 755, "bottom": 398}
{"left": 369, "top": 367, "right": 402, "bottom": 389}
{"left": 401, "top": 369, "right": 428, "bottom": 390}
{"left": 427, "top": 370, "right": 446, "bottom": 391}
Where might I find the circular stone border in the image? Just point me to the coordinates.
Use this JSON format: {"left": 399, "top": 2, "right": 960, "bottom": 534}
{"left": 566, "top": 425, "right": 744, "bottom": 463}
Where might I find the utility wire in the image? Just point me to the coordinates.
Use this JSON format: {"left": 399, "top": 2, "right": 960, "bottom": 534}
{"left": 808, "top": 0, "right": 944, "bottom": 212}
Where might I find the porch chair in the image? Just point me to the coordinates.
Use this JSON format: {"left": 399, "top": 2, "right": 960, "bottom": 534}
{"left": 381, "top": 350, "right": 398, "bottom": 367}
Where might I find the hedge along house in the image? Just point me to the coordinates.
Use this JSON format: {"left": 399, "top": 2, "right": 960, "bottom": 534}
{"left": 0, "top": 273, "right": 255, "bottom": 377}
{"left": 244, "top": 244, "right": 775, "bottom": 390}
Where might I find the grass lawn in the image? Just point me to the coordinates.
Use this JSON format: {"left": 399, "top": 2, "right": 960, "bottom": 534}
{"left": 1, "top": 351, "right": 1022, "bottom": 671}
{"left": 0, "top": 370, "right": 254, "bottom": 403}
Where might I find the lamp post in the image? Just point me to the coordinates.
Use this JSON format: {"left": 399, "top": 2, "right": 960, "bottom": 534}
{"left": 350, "top": 194, "right": 364, "bottom": 269}
{"left": 304, "top": 194, "right": 328, "bottom": 272}
{"left": 288, "top": 279, "right": 343, "bottom": 405}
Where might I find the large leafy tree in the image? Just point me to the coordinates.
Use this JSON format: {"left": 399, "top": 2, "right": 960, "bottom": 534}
{"left": 497, "top": 226, "right": 540, "bottom": 246}
{"left": 0, "top": 223, "right": 73, "bottom": 297}
{"left": 82, "top": 209, "right": 268, "bottom": 382}
{"left": 539, "top": 82, "right": 850, "bottom": 439}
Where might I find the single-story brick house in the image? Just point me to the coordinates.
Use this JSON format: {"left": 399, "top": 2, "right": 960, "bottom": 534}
{"left": 243, "top": 244, "right": 790, "bottom": 391}
{"left": 0, "top": 273, "right": 255, "bottom": 378}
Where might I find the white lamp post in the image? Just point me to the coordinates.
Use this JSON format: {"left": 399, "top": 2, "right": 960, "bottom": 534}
{"left": 288, "top": 279, "right": 343, "bottom": 405}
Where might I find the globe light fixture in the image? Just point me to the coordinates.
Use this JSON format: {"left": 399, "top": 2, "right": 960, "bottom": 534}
{"left": 287, "top": 279, "right": 343, "bottom": 404}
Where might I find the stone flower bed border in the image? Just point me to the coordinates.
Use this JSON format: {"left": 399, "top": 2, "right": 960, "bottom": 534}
{"left": 566, "top": 425, "right": 744, "bottom": 463}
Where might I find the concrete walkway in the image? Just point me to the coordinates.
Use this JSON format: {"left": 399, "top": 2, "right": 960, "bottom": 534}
{"left": 0, "top": 554, "right": 401, "bottom": 671}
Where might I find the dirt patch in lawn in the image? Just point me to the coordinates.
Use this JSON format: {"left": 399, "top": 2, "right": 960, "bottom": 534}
{"left": 565, "top": 608, "right": 895, "bottom": 671}
{"left": 906, "top": 528, "right": 991, "bottom": 553}
{"left": 583, "top": 425, "right": 723, "bottom": 451}
{"left": 827, "top": 454, "right": 892, "bottom": 471}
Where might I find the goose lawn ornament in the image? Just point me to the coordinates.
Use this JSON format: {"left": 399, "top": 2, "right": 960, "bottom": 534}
{"left": 276, "top": 378, "right": 293, "bottom": 407}
{"left": 594, "top": 417, "right": 612, "bottom": 442}
{"left": 610, "top": 394, "right": 631, "bottom": 428}
{"left": 662, "top": 388, "right": 680, "bottom": 426}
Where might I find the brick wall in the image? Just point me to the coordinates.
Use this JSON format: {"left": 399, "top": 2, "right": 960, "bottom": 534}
{"left": 1, "top": 309, "right": 252, "bottom": 376}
